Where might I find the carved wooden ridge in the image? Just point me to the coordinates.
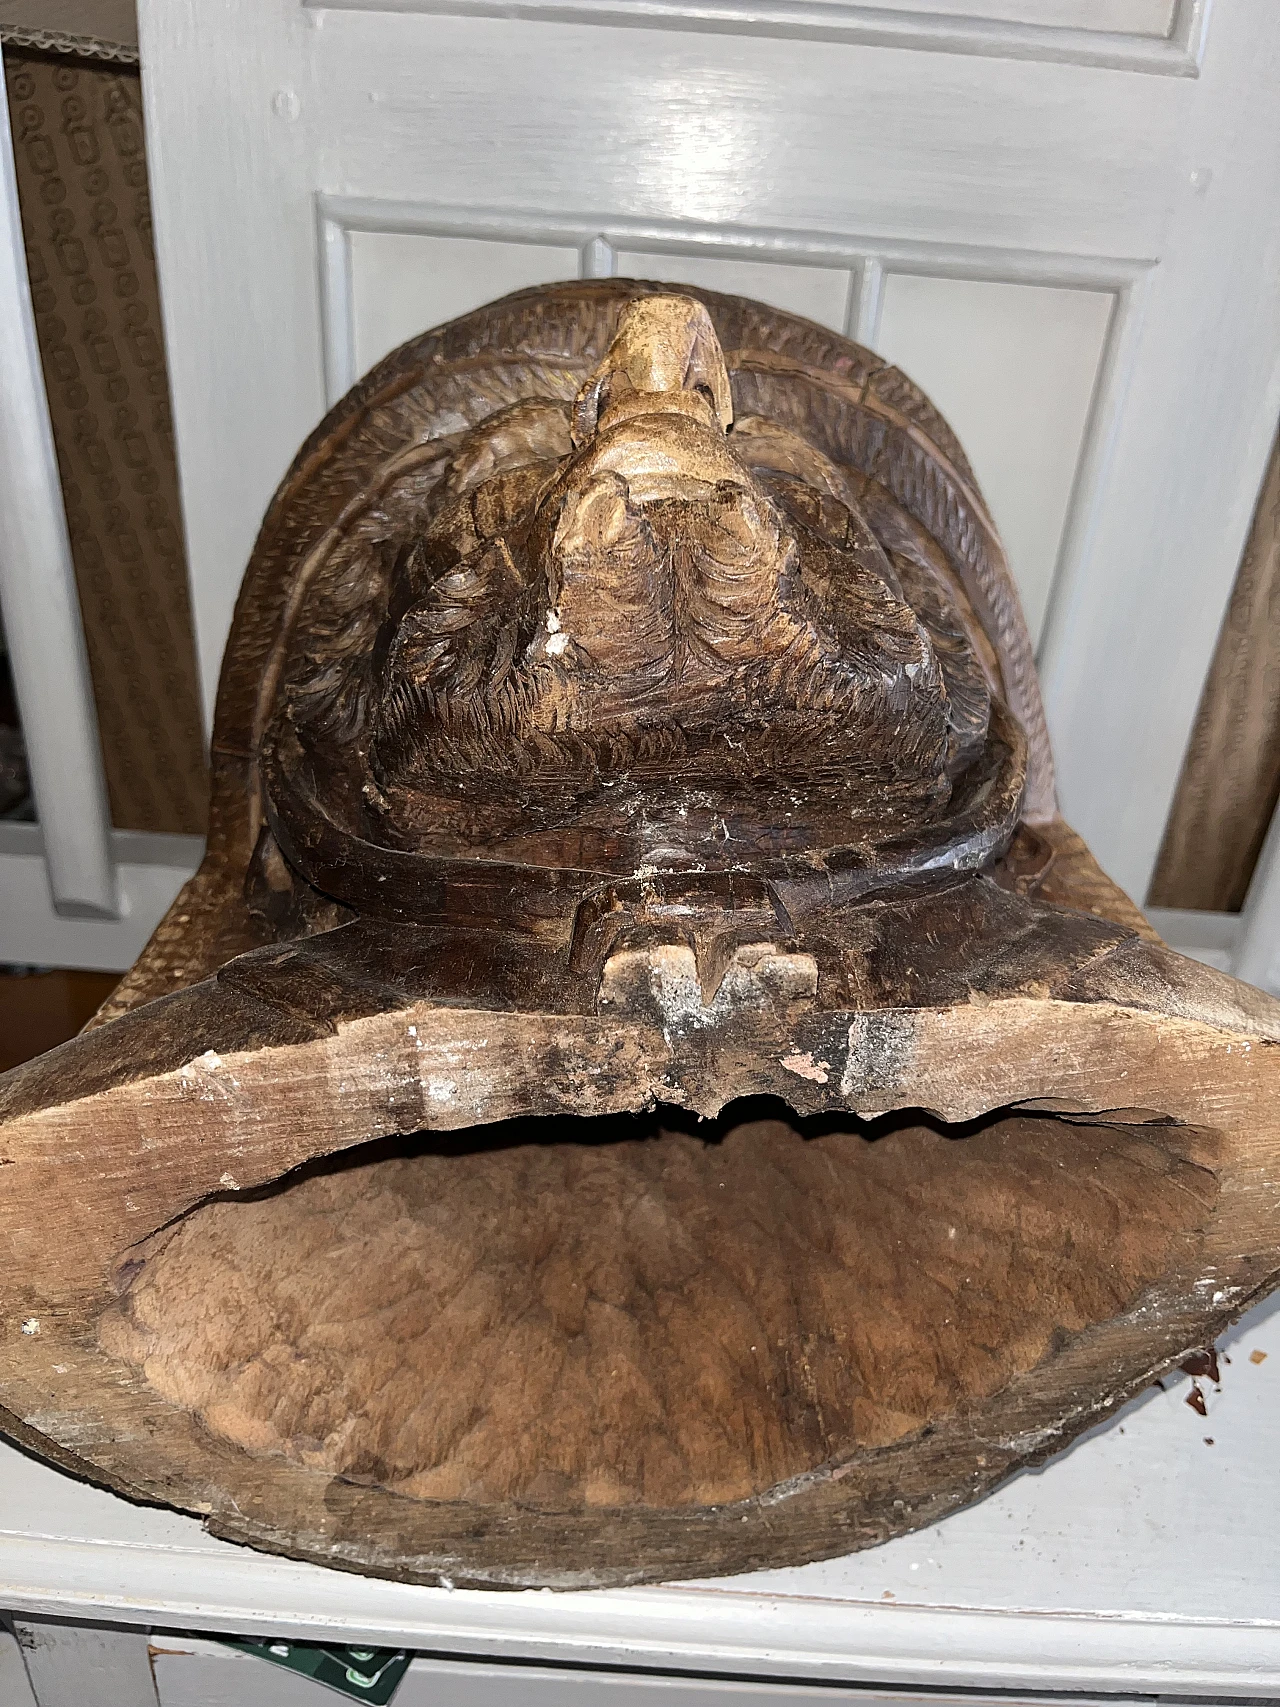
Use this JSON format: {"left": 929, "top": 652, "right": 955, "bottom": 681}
{"left": 1, "top": 281, "right": 1278, "bottom": 1591}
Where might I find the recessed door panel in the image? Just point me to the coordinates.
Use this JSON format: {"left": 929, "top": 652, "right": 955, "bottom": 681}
{"left": 863, "top": 0, "right": 1175, "bottom": 29}
{"left": 873, "top": 273, "right": 1113, "bottom": 646}
{"left": 350, "top": 231, "right": 580, "bottom": 378}
{"left": 613, "top": 251, "right": 852, "bottom": 333}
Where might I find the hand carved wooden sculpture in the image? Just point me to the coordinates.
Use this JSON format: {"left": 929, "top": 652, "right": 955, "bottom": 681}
{"left": 2, "top": 281, "right": 1279, "bottom": 1591}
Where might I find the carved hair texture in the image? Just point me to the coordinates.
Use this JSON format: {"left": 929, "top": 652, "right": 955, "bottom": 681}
{"left": 267, "top": 291, "right": 1024, "bottom": 893}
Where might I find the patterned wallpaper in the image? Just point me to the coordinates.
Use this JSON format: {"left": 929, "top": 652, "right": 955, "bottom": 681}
{"left": 5, "top": 48, "right": 207, "bottom": 834}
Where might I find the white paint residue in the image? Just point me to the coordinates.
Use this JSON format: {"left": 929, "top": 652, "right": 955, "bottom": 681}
{"left": 178, "top": 1047, "right": 236, "bottom": 1103}
{"left": 427, "top": 1077, "right": 458, "bottom": 1103}
{"left": 546, "top": 610, "right": 562, "bottom": 633}
{"left": 438, "top": 1040, "right": 489, "bottom": 1064}
{"left": 219, "top": 1172, "right": 240, "bottom": 1190}
{"left": 546, "top": 631, "right": 570, "bottom": 657}
{"left": 780, "top": 1052, "right": 830, "bottom": 1085}
{"left": 20, "top": 1318, "right": 39, "bottom": 1336}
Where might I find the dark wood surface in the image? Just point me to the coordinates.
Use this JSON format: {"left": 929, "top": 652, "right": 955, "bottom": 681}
{"left": 1, "top": 285, "right": 1278, "bottom": 1592}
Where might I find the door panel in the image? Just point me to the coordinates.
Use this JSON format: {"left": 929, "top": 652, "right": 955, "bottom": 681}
{"left": 874, "top": 275, "right": 1113, "bottom": 645}
{"left": 611, "top": 251, "right": 852, "bottom": 331}
{"left": 869, "top": 0, "right": 1175, "bottom": 26}
{"left": 139, "top": 0, "right": 1280, "bottom": 902}
{"left": 316, "top": 0, "right": 1206, "bottom": 76}
{"left": 350, "top": 231, "right": 581, "bottom": 378}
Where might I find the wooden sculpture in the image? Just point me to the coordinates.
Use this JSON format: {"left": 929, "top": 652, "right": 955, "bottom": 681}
{"left": 2, "top": 281, "right": 1279, "bottom": 1591}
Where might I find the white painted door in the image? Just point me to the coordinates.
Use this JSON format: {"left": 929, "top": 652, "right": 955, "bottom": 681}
{"left": 138, "top": 0, "right": 1280, "bottom": 903}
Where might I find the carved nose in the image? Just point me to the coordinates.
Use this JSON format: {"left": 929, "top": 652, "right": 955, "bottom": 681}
{"left": 546, "top": 294, "right": 791, "bottom": 678}
{"left": 566, "top": 295, "right": 752, "bottom": 506}
{"left": 572, "top": 294, "right": 735, "bottom": 444}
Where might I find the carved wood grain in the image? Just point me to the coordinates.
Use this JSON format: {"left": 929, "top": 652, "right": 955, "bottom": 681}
{"left": 2, "top": 282, "right": 1279, "bottom": 1592}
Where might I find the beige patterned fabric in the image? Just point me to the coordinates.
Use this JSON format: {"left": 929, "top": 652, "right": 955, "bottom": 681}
{"left": 1150, "top": 428, "right": 1280, "bottom": 913}
{"left": 5, "top": 49, "right": 207, "bottom": 834}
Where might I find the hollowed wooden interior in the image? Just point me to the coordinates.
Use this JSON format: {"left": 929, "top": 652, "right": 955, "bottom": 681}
{"left": 99, "top": 1099, "right": 1217, "bottom": 1513}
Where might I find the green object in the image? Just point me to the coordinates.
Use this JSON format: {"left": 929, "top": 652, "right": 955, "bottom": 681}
{"left": 219, "top": 1635, "right": 412, "bottom": 1703}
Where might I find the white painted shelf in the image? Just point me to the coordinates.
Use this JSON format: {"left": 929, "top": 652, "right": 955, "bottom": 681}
{"left": 1, "top": 1291, "right": 1278, "bottom": 1697}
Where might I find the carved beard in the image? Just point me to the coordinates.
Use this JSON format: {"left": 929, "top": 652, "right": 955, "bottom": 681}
{"left": 365, "top": 437, "right": 965, "bottom": 852}
{"left": 269, "top": 295, "right": 1013, "bottom": 871}
{"left": 261, "top": 297, "right": 1024, "bottom": 894}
